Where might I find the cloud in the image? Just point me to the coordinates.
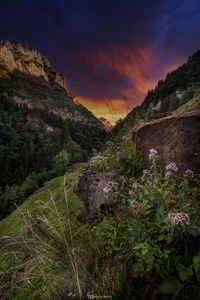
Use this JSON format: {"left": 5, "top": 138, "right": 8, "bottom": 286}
{"left": 0, "top": 0, "right": 200, "bottom": 123}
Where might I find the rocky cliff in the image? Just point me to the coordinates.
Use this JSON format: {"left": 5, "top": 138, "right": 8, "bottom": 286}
{"left": 0, "top": 39, "right": 103, "bottom": 127}
{"left": 0, "top": 39, "right": 67, "bottom": 90}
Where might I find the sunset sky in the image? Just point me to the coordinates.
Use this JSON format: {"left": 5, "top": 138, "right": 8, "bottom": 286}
{"left": 1, "top": 0, "right": 200, "bottom": 124}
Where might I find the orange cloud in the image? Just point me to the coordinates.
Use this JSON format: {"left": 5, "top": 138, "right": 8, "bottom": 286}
{"left": 75, "top": 46, "right": 180, "bottom": 124}
{"left": 78, "top": 97, "right": 129, "bottom": 126}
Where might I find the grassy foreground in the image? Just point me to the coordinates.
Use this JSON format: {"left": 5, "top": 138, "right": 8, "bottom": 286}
{"left": 0, "top": 163, "right": 91, "bottom": 299}
{"left": 1, "top": 137, "right": 200, "bottom": 300}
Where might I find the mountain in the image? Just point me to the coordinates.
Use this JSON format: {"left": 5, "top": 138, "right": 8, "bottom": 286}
{"left": 111, "top": 50, "right": 200, "bottom": 136}
{"left": 0, "top": 39, "right": 106, "bottom": 219}
{"left": 0, "top": 38, "right": 103, "bottom": 127}
{"left": 1, "top": 47, "right": 200, "bottom": 300}
{"left": 98, "top": 117, "right": 113, "bottom": 131}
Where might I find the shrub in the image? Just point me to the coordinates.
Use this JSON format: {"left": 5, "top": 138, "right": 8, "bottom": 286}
{"left": 95, "top": 148, "right": 200, "bottom": 298}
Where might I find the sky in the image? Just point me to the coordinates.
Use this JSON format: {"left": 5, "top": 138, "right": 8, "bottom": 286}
{"left": 1, "top": 0, "right": 200, "bottom": 124}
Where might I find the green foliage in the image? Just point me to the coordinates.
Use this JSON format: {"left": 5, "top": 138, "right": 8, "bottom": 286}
{"left": 52, "top": 149, "right": 70, "bottom": 176}
{"left": 0, "top": 95, "right": 106, "bottom": 219}
{"left": 93, "top": 151, "right": 200, "bottom": 298}
{"left": 110, "top": 50, "right": 200, "bottom": 139}
{"left": 0, "top": 154, "right": 199, "bottom": 299}
{"left": 97, "top": 134, "right": 142, "bottom": 178}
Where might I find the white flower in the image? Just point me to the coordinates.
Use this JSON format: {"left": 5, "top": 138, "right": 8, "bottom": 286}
{"left": 103, "top": 187, "right": 110, "bottom": 193}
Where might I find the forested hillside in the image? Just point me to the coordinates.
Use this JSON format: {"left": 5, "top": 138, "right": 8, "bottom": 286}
{"left": 0, "top": 39, "right": 107, "bottom": 219}
{"left": 0, "top": 95, "right": 106, "bottom": 219}
{"left": 111, "top": 50, "right": 200, "bottom": 136}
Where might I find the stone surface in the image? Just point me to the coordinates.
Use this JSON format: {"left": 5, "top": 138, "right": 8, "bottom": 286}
{"left": 77, "top": 164, "right": 116, "bottom": 218}
{"left": 132, "top": 110, "right": 200, "bottom": 175}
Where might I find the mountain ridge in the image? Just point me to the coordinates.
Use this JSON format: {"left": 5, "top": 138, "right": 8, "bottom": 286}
{"left": 0, "top": 38, "right": 103, "bottom": 127}
{"left": 111, "top": 49, "right": 200, "bottom": 136}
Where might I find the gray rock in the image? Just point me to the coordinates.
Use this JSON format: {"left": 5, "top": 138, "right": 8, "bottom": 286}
{"left": 77, "top": 165, "right": 116, "bottom": 218}
{"left": 132, "top": 110, "right": 200, "bottom": 175}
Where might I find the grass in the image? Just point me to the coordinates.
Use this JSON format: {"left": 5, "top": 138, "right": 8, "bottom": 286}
{"left": 0, "top": 163, "right": 88, "bottom": 299}
{"left": 173, "top": 95, "right": 200, "bottom": 114}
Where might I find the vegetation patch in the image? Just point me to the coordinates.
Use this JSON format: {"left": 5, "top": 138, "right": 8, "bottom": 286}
{"left": 1, "top": 135, "right": 199, "bottom": 299}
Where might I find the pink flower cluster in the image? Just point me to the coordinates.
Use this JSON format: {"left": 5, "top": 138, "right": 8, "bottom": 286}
{"left": 131, "top": 200, "right": 140, "bottom": 214}
{"left": 165, "top": 171, "right": 172, "bottom": 177}
{"left": 106, "top": 141, "right": 115, "bottom": 147}
{"left": 165, "top": 162, "right": 178, "bottom": 172}
{"left": 117, "top": 151, "right": 125, "bottom": 160}
{"left": 122, "top": 135, "right": 129, "bottom": 142}
{"left": 149, "top": 149, "right": 159, "bottom": 160}
{"left": 129, "top": 190, "right": 135, "bottom": 195}
{"left": 183, "top": 169, "right": 194, "bottom": 178}
{"left": 168, "top": 212, "right": 190, "bottom": 226}
{"left": 142, "top": 169, "right": 152, "bottom": 184}
{"left": 132, "top": 182, "right": 141, "bottom": 189}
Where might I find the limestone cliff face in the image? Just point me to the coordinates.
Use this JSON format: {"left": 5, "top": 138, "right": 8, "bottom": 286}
{"left": 0, "top": 39, "right": 67, "bottom": 91}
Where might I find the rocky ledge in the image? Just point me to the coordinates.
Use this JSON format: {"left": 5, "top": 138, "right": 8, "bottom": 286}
{"left": 132, "top": 110, "right": 200, "bottom": 175}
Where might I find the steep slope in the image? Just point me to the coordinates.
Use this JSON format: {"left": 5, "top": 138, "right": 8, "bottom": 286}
{"left": 0, "top": 95, "right": 106, "bottom": 219}
{"left": 0, "top": 39, "right": 103, "bottom": 127}
{"left": 0, "top": 39, "right": 107, "bottom": 219}
{"left": 111, "top": 50, "right": 200, "bottom": 136}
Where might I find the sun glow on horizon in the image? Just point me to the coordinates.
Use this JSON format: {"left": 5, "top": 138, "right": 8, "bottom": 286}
{"left": 73, "top": 47, "right": 182, "bottom": 125}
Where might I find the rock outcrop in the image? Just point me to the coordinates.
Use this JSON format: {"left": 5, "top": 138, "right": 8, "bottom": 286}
{"left": 0, "top": 39, "right": 67, "bottom": 91}
{"left": 132, "top": 110, "right": 200, "bottom": 175}
{"left": 77, "top": 163, "right": 116, "bottom": 218}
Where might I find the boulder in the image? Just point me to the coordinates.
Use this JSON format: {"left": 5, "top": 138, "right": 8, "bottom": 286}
{"left": 77, "top": 164, "right": 116, "bottom": 218}
{"left": 132, "top": 110, "right": 200, "bottom": 175}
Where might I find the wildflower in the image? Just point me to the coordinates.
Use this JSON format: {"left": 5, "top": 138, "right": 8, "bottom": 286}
{"left": 131, "top": 200, "right": 140, "bottom": 214}
{"left": 122, "top": 135, "right": 129, "bottom": 142}
{"left": 165, "top": 171, "right": 172, "bottom": 177}
{"left": 131, "top": 200, "right": 139, "bottom": 208}
{"left": 179, "top": 179, "right": 189, "bottom": 187}
{"left": 103, "top": 187, "right": 110, "bottom": 193}
{"left": 120, "top": 176, "right": 126, "bottom": 182}
{"left": 168, "top": 212, "right": 176, "bottom": 222}
{"left": 132, "top": 182, "right": 140, "bottom": 189}
{"left": 106, "top": 141, "right": 115, "bottom": 147}
{"left": 128, "top": 155, "right": 132, "bottom": 159}
{"left": 143, "top": 169, "right": 150, "bottom": 175}
{"left": 117, "top": 151, "right": 125, "bottom": 159}
{"left": 117, "top": 213, "right": 123, "bottom": 220}
{"left": 149, "top": 149, "right": 159, "bottom": 160}
{"left": 129, "top": 190, "right": 134, "bottom": 195}
{"left": 165, "top": 162, "right": 178, "bottom": 172}
{"left": 142, "top": 169, "right": 151, "bottom": 182}
{"left": 183, "top": 169, "right": 194, "bottom": 178}
{"left": 168, "top": 212, "right": 190, "bottom": 226}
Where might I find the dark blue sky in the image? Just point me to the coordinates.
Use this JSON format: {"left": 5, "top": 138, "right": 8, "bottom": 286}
{"left": 1, "top": 0, "right": 200, "bottom": 122}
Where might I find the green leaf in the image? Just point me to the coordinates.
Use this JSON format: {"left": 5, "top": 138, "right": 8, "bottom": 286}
{"left": 158, "top": 234, "right": 167, "bottom": 241}
{"left": 157, "top": 279, "right": 182, "bottom": 296}
{"left": 142, "top": 248, "right": 148, "bottom": 255}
